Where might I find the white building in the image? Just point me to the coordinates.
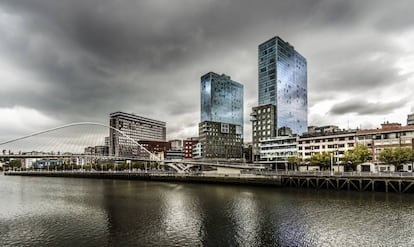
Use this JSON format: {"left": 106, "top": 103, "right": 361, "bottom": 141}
{"left": 193, "top": 142, "right": 203, "bottom": 159}
{"left": 298, "top": 127, "right": 357, "bottom": 165}
{"left": 259, "top": 135, "right": 297, "bottom": 169}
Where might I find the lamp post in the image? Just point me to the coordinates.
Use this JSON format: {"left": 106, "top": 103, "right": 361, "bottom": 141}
{"left": 330, "top": 152, "right": 333, "bottom": 175}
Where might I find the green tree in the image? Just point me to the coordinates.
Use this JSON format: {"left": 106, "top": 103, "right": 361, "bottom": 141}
{"left": 287, "top": 156, "right": 299, "bottom": 171}
{"left": 8, "top": 159, "right": 22, "bottom": 168}
{"left": 379, "top": 147, "right": 412, "bottom": 171}
{"left": 309, "top": 152, "right": 331, "bottom": 170}
{"left": 342, "top": 145, "right": 371, "bottom": 171}
{"left": 378, "top": 148, "right": 393, "bottom": 166}
{"left": 410, "top": 149, "right": 414, "bottom": 164}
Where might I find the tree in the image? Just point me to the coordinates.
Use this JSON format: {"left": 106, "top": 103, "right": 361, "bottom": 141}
{"left": 309, "top": 152, "right": 331, "bottom": 170}
{"left": 393, "top": 147, "right": 412, "bottom": 170}
{"left": 379, "top": 147, "right": 412, "bottom": 171}
{"left": 8, "top": 159, "right": 22, "bottom": 168}
{"left": 287, "top": 156, "right": 299, "bottom": 171}
{"left": 342, "top": 145, "right": 371, "bottom": 171}
{"left": 410, "top": 149, "right": 414, "bottom": 164}
{"left": 378, "top": 148, "right": 393, "bottom": 166}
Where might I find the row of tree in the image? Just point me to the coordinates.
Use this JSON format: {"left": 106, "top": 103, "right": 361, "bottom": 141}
{"left": 288, "top": 145, "right": 414, "bottom": 171}
{"left": 1, "top": 160, "right": 162, "bottom": 171}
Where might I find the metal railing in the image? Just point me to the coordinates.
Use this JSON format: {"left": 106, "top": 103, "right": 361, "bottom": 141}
{"left": 4, "top": 169, "right": 414, "bottom": 178}
{"left": 242, "top": 170, "right": 414, "bottom": 178}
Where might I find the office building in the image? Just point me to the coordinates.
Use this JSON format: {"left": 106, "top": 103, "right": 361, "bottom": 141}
{"left": 201, "top": 72, "right": 244, "bottom": 129}
{"left": 198, "top": 121, "right": 243, "bottom": 159}
{"left": 184, "top": 137, "right": 199, "bottom": 159}
{"left": 356, "top": 122, "right": 414, "bottom": 167}
{"left": 408, "top": 113, "right": 414, "bottom": 126}
{"left": 109, "top": 111, "right": 166, "bottom": 157}
{"left": 193, "top": 142, "right": 203, "bottom": 159}
{"left": 200, "top": 72, "right": 244, "bottom": 159}
{"left": 257, "top": 36, "right": 307, "bottom": 135}
{"left": 250, "top": 104, "right": 277, "bottom": 161}
{"left": 259, "top": 135, "right": 298, "bottom": 169}
{"left": 168, "top": 139, "right": 183, "bottom": 151}
{"left": 298, "top": 126, "right": 357, "bottom": 165}
{"left": 138, "top": 140, "right": 170, "bottom": 160}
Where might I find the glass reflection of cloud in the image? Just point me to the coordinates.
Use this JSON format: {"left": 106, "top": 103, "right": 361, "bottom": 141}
{"left": 161, "top": 187, "right": 203, "bottom": 245}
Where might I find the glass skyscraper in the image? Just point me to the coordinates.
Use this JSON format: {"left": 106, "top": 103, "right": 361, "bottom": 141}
{"left": 200, "top": 72, "right": 244, "bottom": 130}
{"left": 258, "top": 36, "right": 307, "bottom": 135}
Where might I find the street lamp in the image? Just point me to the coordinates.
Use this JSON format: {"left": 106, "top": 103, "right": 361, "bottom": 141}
{"left": 330, "top": 152, "right": 333, "bottom": 175}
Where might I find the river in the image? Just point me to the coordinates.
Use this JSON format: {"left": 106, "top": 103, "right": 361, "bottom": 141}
{"left": 1, "top": 174, "right": 414, "bottom": 246}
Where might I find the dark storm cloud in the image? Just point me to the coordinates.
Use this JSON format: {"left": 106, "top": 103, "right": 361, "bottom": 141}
{"left": 329, "top": 98, "right": 408, "bottom": 116}
{"left": 0, "top": 0, "right": 414, "bottom": 140}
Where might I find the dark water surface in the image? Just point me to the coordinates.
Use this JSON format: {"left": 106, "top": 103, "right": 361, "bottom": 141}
{"left": 1, "top": 174, "right": 414, "bottom": 246}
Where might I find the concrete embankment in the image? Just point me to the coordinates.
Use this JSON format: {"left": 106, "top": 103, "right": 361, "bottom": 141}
{"left": 4, "top": 171, "right": 283, "bottom": 187}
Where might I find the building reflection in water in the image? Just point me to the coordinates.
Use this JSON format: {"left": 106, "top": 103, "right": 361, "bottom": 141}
{"left": 229, "top": 191, "right": 261, "bottom": 246}
{"left": 160, "top": 184, "right": 204, "bottom": 246}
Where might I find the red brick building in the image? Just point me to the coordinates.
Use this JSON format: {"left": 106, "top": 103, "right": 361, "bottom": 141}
{"left": 184, "top": 138, "right": 199, "bottom": 159}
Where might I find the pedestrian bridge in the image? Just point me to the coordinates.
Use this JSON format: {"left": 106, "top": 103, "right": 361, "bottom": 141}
{"left": 0, "top": 122, "right": 264, "bottom": 173}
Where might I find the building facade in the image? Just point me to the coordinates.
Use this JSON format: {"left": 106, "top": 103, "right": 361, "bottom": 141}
{"left": 257, "top": 36, "right": 307, "bottom": 135}
{"left": 137, "top": 140, "right": 170, "bottom": 160}
{"left": 298, "top": 126, "right": 357, "bottom": 164}
{"left": 169, "top": 139, "right": 183, "bottom": 151}
{"left": 200, "top": 72, "right": 244, "bottom": 129}
{"left": 259, "top": 135, "right": 297, "bottom": 169}
{"left": 250, "top": 104, "right": 277, "bottom": 161}
{"left": 109, "top": 111, "right": 166, "bottom": 157}
{"left": 200, "top": 72, "right": 244, "bottom": 159}
{"left": 356, "top": 122, "right": 414, "bottom": 164}
{"left": 166, "top": 150, "right": 184, "bottom": 160}
{"left": 192, "top": 142, "right": 203, "bottom": 159}
{"left": 184, "top": 137, "right": 199, "bottom": 159}
{"left": 198, "top": 121, "right": 243, "bottom": 159}
{"left": 407, "top": 113, "right": 414, "bottom": 126}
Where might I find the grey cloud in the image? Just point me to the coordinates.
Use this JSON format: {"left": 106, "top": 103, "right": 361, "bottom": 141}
{"left": 1, "top": 0, "right": 414, "bottom": 141}
{"left": 329, "top": 99, "right": 408, "bottom": 116}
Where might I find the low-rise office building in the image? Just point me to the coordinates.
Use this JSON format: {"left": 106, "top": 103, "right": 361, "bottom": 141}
{"left": 137, "top": 140, "right": 170, "bottom": 160}
{"left": 259, "top": 135, "right": 297, "bottom": 169}
{"left": 298, "top": 126, "right": 357, "bottom": 165}
{"left": 408, "top": 113, "right": 414, "bottom": 126}
{"left": 198, "top": 121, "right": 243, "bottom": 159}
{"left": 250, "top": 104, "right": 277, "bottom": 161}
{"left": 109, "top": 111, "right": 166, "bottom": 157}
{"left": 166, "top": 150, "right": 184, "bottom": 160}
{"left": 192, "top": 142, "right": 203, "bottom": 159}
{"left": 356, "top": 122, "right": 414, "bottom": 166}
{"left": 184, "top": 137, "right": 199, "bottom": 159}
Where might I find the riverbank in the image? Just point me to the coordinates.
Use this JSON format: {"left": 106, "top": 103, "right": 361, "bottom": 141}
{"left": 4, "top": 171, "right": 283, "bottom": 187}
{"left": 5, "top": 171, "right": 414, "bottom": 193}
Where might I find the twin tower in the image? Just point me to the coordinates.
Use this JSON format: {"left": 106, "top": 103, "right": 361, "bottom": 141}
{"left": 199, "top": 36, "right": 308, "bottom": 159}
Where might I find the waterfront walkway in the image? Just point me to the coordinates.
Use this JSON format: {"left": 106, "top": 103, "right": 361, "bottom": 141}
{"left": 5, "top": 170, "right": 414, "bottom": 193}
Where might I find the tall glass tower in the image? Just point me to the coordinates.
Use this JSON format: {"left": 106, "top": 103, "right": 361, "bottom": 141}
{"left": 201, "top": 72, "right": 244, "bottom": 129}
{"left": 258, "top": 36, "right": 307, "bottom": 135}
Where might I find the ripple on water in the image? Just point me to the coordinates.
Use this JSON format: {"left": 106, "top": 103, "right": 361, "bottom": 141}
{"left": 2, "top": 177, "right": 414, "bottom": 246}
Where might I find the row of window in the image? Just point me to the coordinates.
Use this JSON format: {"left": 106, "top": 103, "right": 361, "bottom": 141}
{"left": 299, "top": 143, "right": 352, "bottom": 150}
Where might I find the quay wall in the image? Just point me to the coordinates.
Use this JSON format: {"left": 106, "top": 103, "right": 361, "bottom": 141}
{"left": 5, "top": 171, "right": 414, "bottom": 193}
{"left": 3, "top": 171, "right": 283, "bottom": 187}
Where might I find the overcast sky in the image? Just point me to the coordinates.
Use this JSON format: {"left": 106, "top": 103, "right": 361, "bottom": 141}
{"left": 1, "top": 0, "right": 414, "bottom": 143}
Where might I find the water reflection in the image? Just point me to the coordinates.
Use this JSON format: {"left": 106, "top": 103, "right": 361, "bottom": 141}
{"left": 2, "top": 176, "right": 414, "bottom": 246}
{"left": 161, "top": 185, "right": 203, "bottom": 246}
{"left": 0, "top": 176, "right": 108, "bottom": 246}
{"left": 230, "top": 191, "right": 261, "bottom": 246}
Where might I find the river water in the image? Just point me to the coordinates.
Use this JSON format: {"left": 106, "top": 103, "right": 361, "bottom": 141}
{"left": 1, "top": 174, "right": 414, "bottom": 246}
